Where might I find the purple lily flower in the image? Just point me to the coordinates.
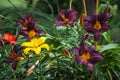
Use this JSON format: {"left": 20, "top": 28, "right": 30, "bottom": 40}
{"left": 72, "top": 35, "right": 103, "bottom": 71}
{"left": 55, "top": 9, "right": 77, "bottom": 27}
{"left": 19, "top": 26, "right": 45, "bottom": 41}
{"left": 84, "top": 13, "right": 110, "bottom": 41}
{"left": 18, "top": 15, "right": 46, "bottom": 41}
{"left": 18, "top": 14, "right": 35, "bottom": 29}
{"left": 6, "top": 45, "right": 24, "bottom": 70}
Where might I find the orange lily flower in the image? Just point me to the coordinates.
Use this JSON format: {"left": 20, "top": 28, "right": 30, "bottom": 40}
{"left": 3, "top": 33, "right": 18, "bottom": 45}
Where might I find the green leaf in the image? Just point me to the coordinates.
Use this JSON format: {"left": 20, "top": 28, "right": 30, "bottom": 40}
{"left": 100, "top": 44, "right": 119, "bottom": 52}
{"left": 33, "top": 10, "right": 54, "bottom": 21}
{"left": 112, "top": 69, "right": 120, "bottom": 80}
{"left": 102, "top": 32, "right": 111, "bottom": 43}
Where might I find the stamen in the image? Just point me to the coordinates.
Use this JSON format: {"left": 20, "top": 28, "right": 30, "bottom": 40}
{"left": 28, "top": 30, "right": 37, "bottom": 38}
{"left": 17, "top": 57, "right": 24, "bottom": 60}
{"left": 60, "top": 13, "right": 69, "bottom": 22}
{"left": 10, "top": 52, "right": 16, "bottom": 58}
{"left": 93, "top": 21, "right": 101, "bottom": 30}
{"left": 81, "top": 52, "right": 91, "bottom": 62}
{"left": 23, "top": 20, "right": 28, "bottom": 28}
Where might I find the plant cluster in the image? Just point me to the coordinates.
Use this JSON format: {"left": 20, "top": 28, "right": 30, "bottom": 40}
{"left": 0, "top": 0, "right": 120, "bottom": 80}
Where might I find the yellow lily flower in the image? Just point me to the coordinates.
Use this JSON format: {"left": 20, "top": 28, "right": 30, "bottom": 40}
{"left": 21, "top": 37, "right": 49, "bottom": 54}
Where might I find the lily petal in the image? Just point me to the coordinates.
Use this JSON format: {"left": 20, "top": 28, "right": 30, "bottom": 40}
{"left": 72, "top": 47, "right": 79, "bottom": 55}
{"left": 33, "top": 47, "right": 41, "bottom": 54}
{"left": 89, "top": 54, "right": 103, "bottom": 64}
{"left": 38, "top": 37, "right": 47, "bottom": 45}
{"left": 24, "top": 48, "right": 33, "bottom": 54}
{"left": 12, "top": 62, "right": 17, "bottom": 70}
{"left": 40, "top": 44, "right": 49, "bottom": 51}
{"left": 94, "top": 31, "right": 101, "bottom": 41}
{"left": 21, "top": 42, "right": 33, "bottom": 47}
{"left": 87, "top": 63, "right": 94, "bottom": 72}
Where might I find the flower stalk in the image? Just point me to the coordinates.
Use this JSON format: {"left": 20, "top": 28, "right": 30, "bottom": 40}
{"left": 96, "top": 0, "right": 99, "bottom": 13}
{"left": 82, "top": 0, "right": 87, "bottom": 16}
{"left": 69, "top": 0, "right": 73, "bottom": 9}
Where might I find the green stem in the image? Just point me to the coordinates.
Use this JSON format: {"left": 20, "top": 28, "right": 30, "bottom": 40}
{"left": 69, "top": 0, "right": 73, "bottom": 9}
{"left": 16, "top": 27, "right": 19, "bottom": 35}
{"left": 54, "top": 25, "right": 60, "bottom": 40}
{"left": 96, "top": 0, "right": 99, "bottom": 13}
{"left": 55, "top": 0, "right": 60, "bottom": 13}
{"left": 68, "top": 58, "right": 73, "bottom": 79}
{"left": 90, "top": 70, "right": 95, "bottom": 80}
{"left": 0, "top": 34, "right": 8, "bottom": 55}
{"left": 82, "top": 0, "right": 87, "bottom": 15}
{"left": 90, "top": 64, "right": 99, "bottom": 80}
{"left": 45, "top": 0, "right": 54, "bottom": 16}
{"left": 65, "top": 27, "right": 68, "bottom": 41}
{"left": 13, "top": 73, "right": 17, "bottom": 79}
{"left": 107, "top": 69, "right": 113, "bottom": 80}
{"left": 54, "top": 52, "right": 60, "bottom": 77}
{"left": 95, "top": 41, "right": 97, "bottom": 48}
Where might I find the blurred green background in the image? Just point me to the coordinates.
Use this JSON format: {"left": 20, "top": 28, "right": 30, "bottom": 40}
{"left": 0, "top": 0, "right": 120, "bottom": 43}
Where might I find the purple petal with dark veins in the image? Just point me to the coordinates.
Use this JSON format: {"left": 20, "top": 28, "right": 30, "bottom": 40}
{"left": 88, "top": 53, "right": 103, "bottom": 64}
{"left": 27, "top": 22, "right": 36, "bottom": 31}
{"left": 13, "top": 45, "right": 21, "bottom": 53}
{"left": 6, "top": 57, "right": 13, "bottom": 63}
{"left": 85, "top": 16, "right": 95, "bottom": 24}
{"left": 18, "top": 30, "right": 28, "bottom": 37}
{"left": 98, "top": 13, "right": 110, "bottom": 22}
{"left": 68, "top": 10, "right": 78, "bottom": 20}
{"left": 87, "top": 63, "right": 94, "bottom": 72}
{"left": 72, "top": 47, "right": 79, "bottom": 55}
{"left": 90, "top": 14, "right": 98, "bottom": 24}
{"left": 94, "top": 31, "right": 101, "bottom": 41}
{"left": 84, "top": 23, "right": 94, "bottom": 32}
{"left": 67, "top": 21, "right": 74, "bottom": 27}
{"left": 76, "top": 55, "right": 86, "bottom": 65}
{"left": 88, "top": 45, "right": 96, "bottom": 52}
{"left": 28, "top": 14, "right": 34, "bottom": 22}
{"left": 12, "top": 62, "right": 17, "bottom": 70}
{"left": 100, "top": 23, "right": 110, "bottom": 32}
{"left": 87, "top": 45, "right": 104, "bottom": 64}
{"left": 55, "top": 21, "right": 66, "bottom": 26}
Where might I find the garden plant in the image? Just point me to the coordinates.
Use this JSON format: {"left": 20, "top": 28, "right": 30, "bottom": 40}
{"left": 0, "top": 0, "right": 120, "bottom": 80}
